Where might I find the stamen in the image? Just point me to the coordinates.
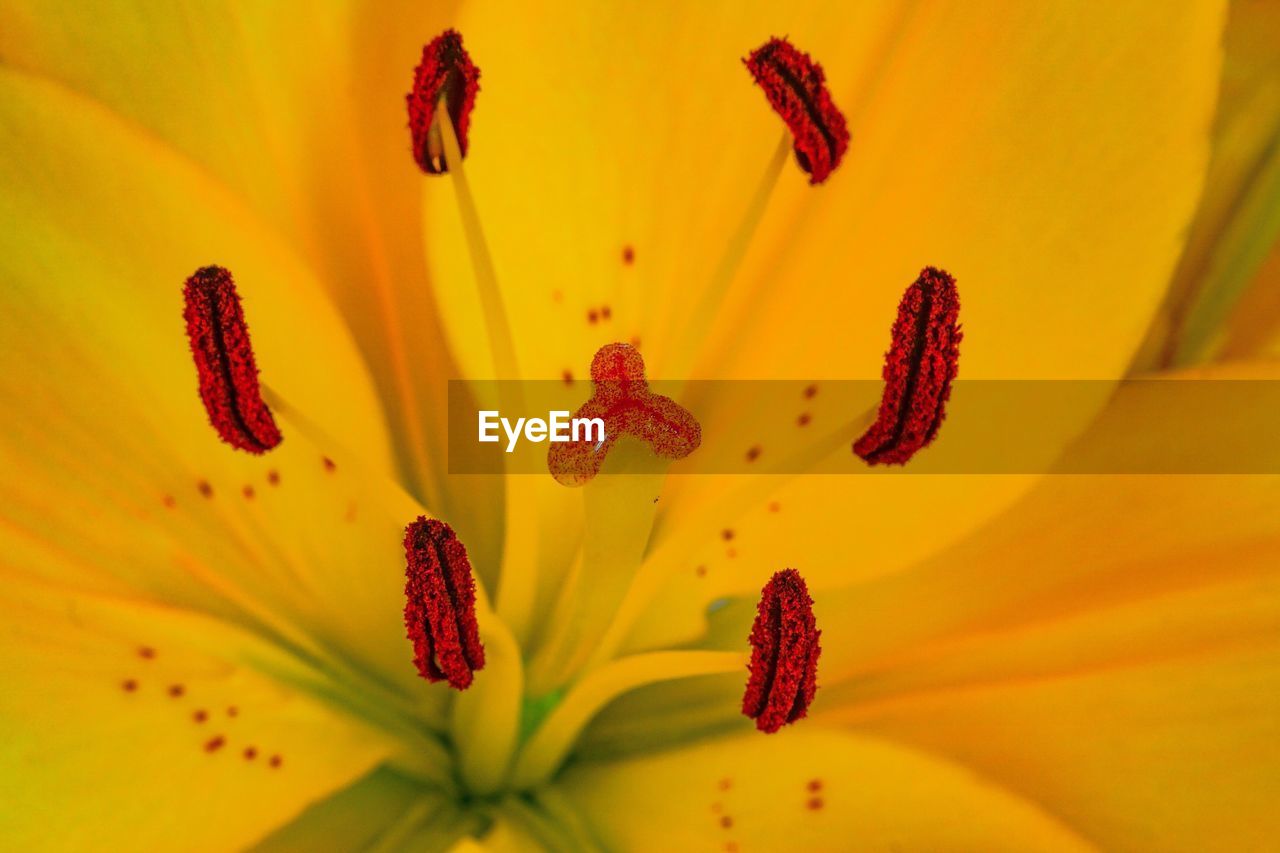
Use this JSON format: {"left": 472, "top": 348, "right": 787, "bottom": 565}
{"left": 183, "top": 266, "right": 282, "bottom": 454}
{"left": 407, "top": 29, "right": 479, "bottom": 175}
{"left": 403, "top": 517, "right": 486, "bottom": 690}
{"left": 745, "top": 37, "right": 849, "bottom": 184}
{"left": 547, "top": 343, "right": 701, "bottom": 486}
{"left": 742, "top": 569, "right": 821, "bottom": 734}
{"left": 854, "top": 267, "right": 962, "bottom": 465}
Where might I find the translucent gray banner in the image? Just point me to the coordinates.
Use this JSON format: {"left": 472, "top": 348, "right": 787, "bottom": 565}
{"left": 447, "top": 380, "right": 1280, "bottom": 475}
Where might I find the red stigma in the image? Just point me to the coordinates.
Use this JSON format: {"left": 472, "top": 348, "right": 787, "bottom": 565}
{"left": 403, "top": 517, "right": 486, "bottom": 690}
{"left": 742, "top": 569, "right": 821, "bottom": 734}
{"left": 183, "top": 266, "right": 282, "bottom": 454}
{"left": 407, "top": 29, "right": 480, "bottom": 175}
{"left": 547, "top": 343, "right": 701, "bottom": 486}
{"left": 745, "top": 37, "right": 849, "bottom": 184}
{"left": 854, "top": 267, "right": 961, "bottom": 465}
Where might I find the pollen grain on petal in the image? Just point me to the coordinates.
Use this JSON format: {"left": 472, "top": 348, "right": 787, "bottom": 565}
{"left": 742, "top": 568, "right": 821, "bottom": 734}
{"left": 547, "top": 343, "right": 701, "bottom": 486}
{"left": 854, "top": 267, "right": 962, "bottom": 466}
{"left": 745, "top": 37, "right": 849, "bottom": 184}
{"left": 403, "top": 517, "right": 486, "bottom": 689}
{"left": 407, "top": 29, "right": 480, "bottom": 175}
{"left": 183, "top": 265, "right": 282, "bottom": 454}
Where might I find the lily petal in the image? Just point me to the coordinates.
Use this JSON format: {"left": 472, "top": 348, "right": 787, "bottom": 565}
{"left": 426, "top": 0, "right": 1219, "bottom": 388}
{"left": 0, "top": 578, "right": 393, "bottom": 850}
{"left": 559, "top": 728, "right": 1092, "bottom": 850}
{"left": 0, "top": 64, "right": 456, "bottom": 704}
{"left": 1135, "top": 0, "right": 1280, "bottom": 366}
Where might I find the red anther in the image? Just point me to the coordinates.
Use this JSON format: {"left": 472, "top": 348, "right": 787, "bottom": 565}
{"left": 183, "top": 266, "right": 282, "bottom": 454}
{"left": 403, "top": 517, "right": 486, "bottom": 690}
{"left": 854, "top": 267, "right": 961, "bottom": 465}
{"left": 547, "top": 343, "right": 701, "bottom": 486}
{"left": 407, "top": 29, "right": 480, "bottom": 175}
{"left": 745, "top": 37, "right": 849, "bottom": 184}
{"left": 742, "top": 569, "right": 821, "bottom": 734}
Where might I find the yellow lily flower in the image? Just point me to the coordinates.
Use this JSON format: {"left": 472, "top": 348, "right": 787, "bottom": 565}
{"left": 3, "top": 1, "right": 1273, "bottom": 850}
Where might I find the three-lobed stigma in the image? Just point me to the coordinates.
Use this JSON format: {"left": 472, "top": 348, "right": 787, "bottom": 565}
{"left": 547, "top": 343, "right": 701, "bottom": 486}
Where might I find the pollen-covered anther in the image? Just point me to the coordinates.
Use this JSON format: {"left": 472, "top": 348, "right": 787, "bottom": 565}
{"left": 547, "top": 343, "right": 701, "bottom": 486}
{"left": 403, "top": 517, "right": 486, "bottom": 690}
{"left": 745, "top": 37, "right": 850, "bottom": 184}
{"left": 407, "top": 29, "right": 480, "bottom": 175}
{"left": 183, "top": 266, "right": 282, "bottom": 454}
{"left": 854, "top": 267, "right": 962, "bottom": 465}
{"left": 742, "top": 569, "right": 821, "bottom": 734}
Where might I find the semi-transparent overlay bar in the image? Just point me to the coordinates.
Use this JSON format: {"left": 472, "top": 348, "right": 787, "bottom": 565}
{"left": 447, "top": 380, "right": 1280, "bottom": 475}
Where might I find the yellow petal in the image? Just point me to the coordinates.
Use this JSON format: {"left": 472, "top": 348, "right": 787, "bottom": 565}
{"left": 0, "top": 1, "right": 501, "bottom": 525}
{"left": 800, "top": 363, "right": 1280, "bottom": 849}
{"left": 1134, "top": 0, "right": 1280, "bottom": 366}
{"left": 559, "top": 728, "right": 1091, "bottom": 850}
{"left": 0, "top": 578, "right": 393, "bottom": 850}
{"left": 824, "top": 605, "right": 1280, "bottom": 850}
{"left": 427, "top": 0, "right": 1219, "bottom": 387}
{"left": 0, "top": 66, "right": 458, "bottom": 707}
{"left": 0, "top": 64, "right": 393, "bottom": 469}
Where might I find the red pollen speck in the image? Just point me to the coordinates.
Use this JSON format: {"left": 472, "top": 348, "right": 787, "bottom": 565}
{"left": 197, "top": 480, "right": 214, "bottom": 499}
{"left": 204, "top": 736, "right": 226, "bottom": 753}
{"left": 269, "top": 754, "right": 283, "bottom": 768}
{"left": 322, "top": 456, "right": 337, "bottom": 473}
{"left": 807, "top": 778, "right": 823, "bottom": 792}
{"left": 853, "top": 267, "right": 961, "bottom": 466}
{"left": 242, "top": 485, "right": 255, "bottom": 500}
{"left": 243, "top": 747, "right": 257, "bottom": 760}
{"left": 742, "top": 569, "right": 821, "bottom": 733}
{"left": 227, "top": 706, "right": 238, "bottom": 718}
{"left": 138, "top": 646, "right": 156, "bottom": 660}
{"left": 562, "top": 370, "right": 574, "bottom": 385}
{"left": 168, "top": 684, "right": 185, "bottom": 698}
{"left": 745, "top": 445, "right": 762, "bottom": 462}
{"left": 720, "top": 816, "right": 734, "bottom": 829}
{"left": 719, "top": 778, "right": 733, "bottom": 791}
{"left": 797, "top": 412, "right": 811, "bottom": 427}
{"left": 162, "top": 494, "right": 176, "bottom": 509}
{"left": 622, "top": 245, "right": 635, "bottom": 265}
{"left": 547, "top": 343, "right": 701, "bottom": 486}
{"left": 745, "top": 38, "right": 849, "bottom": 184}
{"left": 193, "top": 710, "right": 208, "bottom": 723}
{"left": 601, "top": 305, "right": 612, "bottom": 321}
{"left": 403, "top": 517, "right": 486, "bottom": 690}
{"left": 803, "top": 384, "right": 818, "bottom": 399}
{"left": 807, "top": 797, "right": 824, "bottom": 811}
{"left": 183, "top": 266, "right": 283, "bottom": 454}
{"left": 587, "top": 309, "right": 599, "bottom": 325}
{"left": 722, "top": 529, "right": 735, "bottom": 541}
{"left": 696, "top": 565, "right": 708, "bottom": 578}
{"left": 768, "top": 501, "right": 781, "bottom": 513}
{"left": 407, "top": 29, "right": 480, "bottom": 175}
{"left": 121, "top": 679, "right": 138, "bottom": 692}
{"left": 267, "top": 470, "right": 280, "bottom": 486}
